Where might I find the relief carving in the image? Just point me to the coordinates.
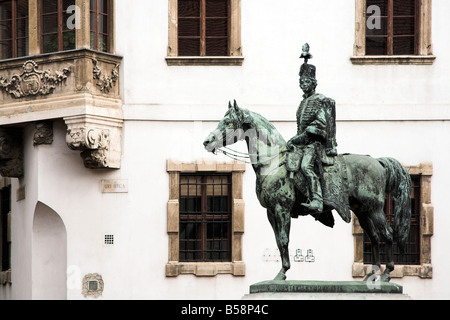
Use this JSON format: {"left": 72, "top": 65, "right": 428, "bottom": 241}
{"left": 0, "top": 128, "right": 23, "bottom": 178}
{"left": 65, "top": 114, "right": 122, "bottom": 169}
{"left": 92, "top": 58, "right": 119, "bottom": 93}
{"left": 33, "top": 121, "right": 54, "bottom": 146}
{"left": 67, "top": 127, "right": 111, "bottom": 169}
{"left": 0, "top": 60, "right": 71, "bottom": 98}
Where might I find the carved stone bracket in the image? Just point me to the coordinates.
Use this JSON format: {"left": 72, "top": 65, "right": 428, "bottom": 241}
{"left": 92, "top": 58, "right": 119, "bottom": 93}
{"left": 0, "top": 128, "right": 23, "bottom": 178}
{"left": 65, "top": 115, "right": 122, "bottom": 169}
{"left": 0, "top": 60, "right": 71, "bottom": 98}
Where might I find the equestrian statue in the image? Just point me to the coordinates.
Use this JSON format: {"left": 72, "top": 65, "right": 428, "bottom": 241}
{"left": 203, "top": 44, "right": 412, "bottom": 282}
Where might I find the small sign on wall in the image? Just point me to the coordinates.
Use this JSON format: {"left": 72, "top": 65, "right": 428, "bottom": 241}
{"left": 101, "top": 179, "right": 128, "bottom": 193}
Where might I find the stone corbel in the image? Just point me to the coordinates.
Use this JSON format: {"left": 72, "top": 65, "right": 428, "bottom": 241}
{"left": 64, "top": 115, "right": 122, "bottom": 169}
{"left": 0, "top": 128, "right": 23, "bottom": 177}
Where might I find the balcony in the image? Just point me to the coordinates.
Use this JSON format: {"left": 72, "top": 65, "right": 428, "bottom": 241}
{"left": 0, "top": 49, "right": 123, "bottom": 174}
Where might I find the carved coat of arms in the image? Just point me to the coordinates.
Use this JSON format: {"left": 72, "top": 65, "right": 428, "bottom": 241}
{"left": 0, "top": 60, "right": 71, "bottom": 98}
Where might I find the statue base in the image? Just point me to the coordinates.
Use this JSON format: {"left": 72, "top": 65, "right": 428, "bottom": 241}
{"left": 243, "top": 280, "right": 412, "bottom": 300}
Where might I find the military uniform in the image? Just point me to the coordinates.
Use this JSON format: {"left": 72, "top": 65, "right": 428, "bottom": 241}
{"left": 287, "top": 44, "right": 337, "bottom": 213}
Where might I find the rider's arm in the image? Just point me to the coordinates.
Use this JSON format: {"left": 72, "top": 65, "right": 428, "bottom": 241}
{"left": 305, "top": 107, "right": 327, "bottom": 140}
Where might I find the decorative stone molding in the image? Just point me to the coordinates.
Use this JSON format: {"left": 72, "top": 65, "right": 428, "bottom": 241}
{"left": 0, "top": 128, "right": 23, "bottom": 178}
{"left": 65, "top": 115, "right": 122, "bottom": 169}
{"left": 92, "top": 58, "right": 119, "bottom": 93}
{"left": 33, "top": 121, "right": 54, "bottom": 146}
{"left": 0, "top": 60, "right": 71, "bottom": 98}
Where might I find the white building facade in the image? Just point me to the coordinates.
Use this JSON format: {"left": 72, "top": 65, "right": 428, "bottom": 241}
{"left": 0, "top": 0, "right": 449, "bottom": 300}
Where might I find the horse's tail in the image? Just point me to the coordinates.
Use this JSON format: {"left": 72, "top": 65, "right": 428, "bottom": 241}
{"left": 377, "top": 157, "right": 412, "bottom": 253}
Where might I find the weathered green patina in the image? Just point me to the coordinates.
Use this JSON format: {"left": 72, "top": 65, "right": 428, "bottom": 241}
{"left": 250, "top": 280, "right": 403, "bottom": 294}
{"left": 203, "top": 45, "right": 412, "bottom": 282}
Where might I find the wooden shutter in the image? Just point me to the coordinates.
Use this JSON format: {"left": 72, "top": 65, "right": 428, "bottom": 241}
{"left": 178, "top": 0, "right": 229, "bottom": 56}
{"left": 392, "top": 0, "right": 417, "bottom": 55}
{"left": 205, "top": 0, "right": 228, "bottom": 56}
{"left": 366, "top": 0, "right": 418, "bottom": 55}
{"left": 178, "top": 0, "right": 201, "bottom": 56}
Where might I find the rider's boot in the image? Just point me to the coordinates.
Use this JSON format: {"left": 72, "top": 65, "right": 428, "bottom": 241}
{"left": 301, "top": 178, "right": 323, "bottom": 213}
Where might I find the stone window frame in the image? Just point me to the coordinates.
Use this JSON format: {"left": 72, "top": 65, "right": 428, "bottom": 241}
{"left": 166, "top": 159, "right": 246, "bottom": 277}
{"left": 351, "top": 0, "right": 435, "bottom": 65}
{"left": 166, "top": 0, "right": 244, "bottom": 66}
{"left": 352, "top": 163, "right": 433, "bottom": 279}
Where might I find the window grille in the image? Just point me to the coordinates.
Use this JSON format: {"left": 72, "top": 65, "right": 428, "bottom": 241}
{"left": 179, "top": 173, "right": 232, "bottom": 262}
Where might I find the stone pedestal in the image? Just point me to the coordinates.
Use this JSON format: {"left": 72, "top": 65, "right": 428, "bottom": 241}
{"left": 243, "top": 280, "right": 412, "bottom": 300}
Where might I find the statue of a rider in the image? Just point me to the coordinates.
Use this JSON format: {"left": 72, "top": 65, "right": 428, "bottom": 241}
{"left": 286, "top": 43, "right": 338, "bottom": 213}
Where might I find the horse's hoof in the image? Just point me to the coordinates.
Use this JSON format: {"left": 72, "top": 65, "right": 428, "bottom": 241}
{"left": 274, "top": 272, "right": 286, "bottom": 281}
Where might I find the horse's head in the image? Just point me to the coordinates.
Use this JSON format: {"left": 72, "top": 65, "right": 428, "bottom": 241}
{"left": 203, "top": 100, "right": 250, "bottom": 153}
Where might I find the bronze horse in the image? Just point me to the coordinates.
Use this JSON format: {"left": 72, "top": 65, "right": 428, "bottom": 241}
{"left": 203, "top": 101, "right": 411, "bottom": 282}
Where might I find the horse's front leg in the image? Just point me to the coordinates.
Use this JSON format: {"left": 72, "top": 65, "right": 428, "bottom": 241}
{"left": 267, "top": 204, "right": 291, "bottom": 280}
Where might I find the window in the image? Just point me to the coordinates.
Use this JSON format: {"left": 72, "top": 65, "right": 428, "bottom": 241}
{"left": 351, "top": 0, "right": 435, "bottom": 64}
{"left": 179, "top": 173, "right": 232, "bottom": 262}
{"left": 0, "top": 182, "right": 11, "bottom": 284}
{"left": 352, "top": 163, "right": 433, "bottom": 279}
{"left": 178, "top": 0, "right": 229, "bottom": 56}
{"left": 0, "top": 0, "right": 28, "bottom": 59}
{"left": 41, "top": 0, "right": 75, "bottom": 53}
{"left": 90, "top": 0, "right": 110, "bottom": 52}
{"left": 363, "top": 175, "right": 420, "bottom": 265}
{"left": 166, "top": 160, "right": 245, "bottom": 277}
{"left": 365, "top": 0, "right": 417, "bottom": 55}
{"left": 0, "top": 0, "right": 116, "bottom": 57}
{"left": 167, "top": 0, "right": 243, "bottom": 66}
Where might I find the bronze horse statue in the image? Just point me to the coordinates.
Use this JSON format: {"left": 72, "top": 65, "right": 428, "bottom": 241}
{"left": 203, "top": 101, "right": 411, "bottom": 282}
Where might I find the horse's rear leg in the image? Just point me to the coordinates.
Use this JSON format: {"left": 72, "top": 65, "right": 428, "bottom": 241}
{"left": 361, "top": 209, "right": 394, "bottom": 282}
{"left": 380, "top": 239, "right": 394, "bottom": 282}
{"left": 373, "top": 209, "right": 394, "bottom": 282}
{"left": 356, "top": 210, "right": 382, "bottom": 282}
{"left": 267, "top": 204, "right": 291, "bottom": 280}
{"left": 362, "top": 235, "right": 381, "bottom": 282}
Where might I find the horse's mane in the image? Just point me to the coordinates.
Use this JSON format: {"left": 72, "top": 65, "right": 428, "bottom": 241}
{"left": 242, "top": 109, "right": 286, "bottom": 146}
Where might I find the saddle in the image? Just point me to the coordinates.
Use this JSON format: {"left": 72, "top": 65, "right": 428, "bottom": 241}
{"left": 286, "top": 148, "right": 351, "bottom": 225}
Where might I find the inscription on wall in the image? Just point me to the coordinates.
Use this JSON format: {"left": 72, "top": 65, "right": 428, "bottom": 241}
{"left": 101, "top": 179, "right": 128, "bottom": 193}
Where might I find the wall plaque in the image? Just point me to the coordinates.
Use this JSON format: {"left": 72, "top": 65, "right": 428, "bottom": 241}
{"left": 101, "top": 179, "right": 128, "bottom": 193}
